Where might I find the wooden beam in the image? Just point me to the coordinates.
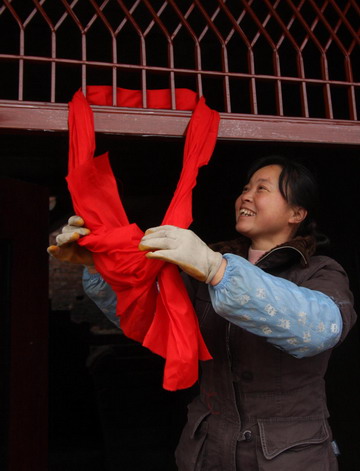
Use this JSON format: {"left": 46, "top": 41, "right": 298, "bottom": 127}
{"left": 1, "top": 101, "right": 360, "bottom": 145}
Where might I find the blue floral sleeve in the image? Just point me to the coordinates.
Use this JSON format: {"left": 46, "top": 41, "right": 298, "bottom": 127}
{"left": 82, "top": 267, "right": 120, "bottom": 328}
{"left": 209, "top": 254, "right": 343, "bottom": 358}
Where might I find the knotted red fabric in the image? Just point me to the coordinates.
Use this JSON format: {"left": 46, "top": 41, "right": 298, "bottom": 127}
{"left": 66, "top": 86, "right": 219, "bottom": 390}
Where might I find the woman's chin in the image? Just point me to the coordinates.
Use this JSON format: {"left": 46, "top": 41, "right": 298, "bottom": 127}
{"left": 235, "top": 220, "right": 252, "bottom": 235}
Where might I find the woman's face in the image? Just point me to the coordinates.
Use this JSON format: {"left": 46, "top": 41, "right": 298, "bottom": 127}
{"left": 235, "top": 164, "right": 302, "bottom": 251}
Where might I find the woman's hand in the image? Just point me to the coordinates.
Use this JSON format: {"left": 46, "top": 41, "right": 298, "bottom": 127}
{"left": 47, "top": 215, "right": 95, "bottom": 267}
{"left": 139, "top": 225, "right": 224, "bottom": 284}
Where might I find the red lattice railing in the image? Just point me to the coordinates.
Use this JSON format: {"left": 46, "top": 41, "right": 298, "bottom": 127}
{"left": 0, "top": 0, "right": 359, "bottom": 143}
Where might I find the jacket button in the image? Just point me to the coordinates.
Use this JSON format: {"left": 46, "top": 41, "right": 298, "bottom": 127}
{"left": 241, "top": 371, "right": 253, "bottom": 382}
{"left": 243, "top": 430, "right": 253, "bottom": 441}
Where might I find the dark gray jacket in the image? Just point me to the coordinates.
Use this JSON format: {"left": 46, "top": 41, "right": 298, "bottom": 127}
{"left": 175, "top": 236, "right": 357, "bottom": 471}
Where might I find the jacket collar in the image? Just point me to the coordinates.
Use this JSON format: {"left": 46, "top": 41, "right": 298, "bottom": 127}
{"left": 211, "top": 235, "right": 316, "bottom": 269}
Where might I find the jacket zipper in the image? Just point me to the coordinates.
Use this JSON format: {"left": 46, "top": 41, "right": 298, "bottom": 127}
{"left": 226, "top": 321, "right": 232, "bottom": 364}
{"left": 226, "top": 321, "right": 243, "bottom": 434}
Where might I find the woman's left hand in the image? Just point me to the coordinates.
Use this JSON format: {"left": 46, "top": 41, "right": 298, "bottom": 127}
{"left": 139, "top": 225, "right": 223, "bottom": 283}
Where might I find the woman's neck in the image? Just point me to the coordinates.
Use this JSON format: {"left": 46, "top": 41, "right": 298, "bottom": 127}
{"left": 248, "top": 247, "right": 266, "bottom": 264}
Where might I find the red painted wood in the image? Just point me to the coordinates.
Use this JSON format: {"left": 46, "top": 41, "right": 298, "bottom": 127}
{"left": 0, "top": 102, "right": 359, "bottom": 144}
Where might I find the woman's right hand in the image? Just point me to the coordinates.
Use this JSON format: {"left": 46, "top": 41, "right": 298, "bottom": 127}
{"left": 47, "top": 215, "right": 95, "bottom": 267}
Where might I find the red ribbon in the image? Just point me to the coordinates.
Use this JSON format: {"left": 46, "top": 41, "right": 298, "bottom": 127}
{"left": 66, "top": 86, "right": 219, "bottom": 390}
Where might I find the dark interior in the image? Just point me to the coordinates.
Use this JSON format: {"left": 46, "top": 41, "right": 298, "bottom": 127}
{"left": 1, "top": 131, "right": 360, "bottom": 470}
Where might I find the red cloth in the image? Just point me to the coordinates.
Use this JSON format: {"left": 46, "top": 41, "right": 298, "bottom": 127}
{"left": 66, "top": 86, "right": 219, "bottom": 390}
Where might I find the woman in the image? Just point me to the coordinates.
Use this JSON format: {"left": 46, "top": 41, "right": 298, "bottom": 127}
{"left": 49, "top": 156, "right": 356, "bottom": 470}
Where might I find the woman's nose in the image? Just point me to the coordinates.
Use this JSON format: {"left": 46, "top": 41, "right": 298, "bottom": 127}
{"left": 242, "top": 189, "right": 253, "bottom": 202}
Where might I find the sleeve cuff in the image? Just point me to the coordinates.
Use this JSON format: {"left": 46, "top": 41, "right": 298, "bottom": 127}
{"left": 210, "top": 253, "right": 249, "bottom": 291}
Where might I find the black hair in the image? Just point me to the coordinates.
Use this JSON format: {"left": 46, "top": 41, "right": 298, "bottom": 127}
{"left": 246, "top": 155, "right": 329, "bottom": 247}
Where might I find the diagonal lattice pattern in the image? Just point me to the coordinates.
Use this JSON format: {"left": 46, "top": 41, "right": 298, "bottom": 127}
{"left": 0, "top": 0, "right": 359, "bottom": 121}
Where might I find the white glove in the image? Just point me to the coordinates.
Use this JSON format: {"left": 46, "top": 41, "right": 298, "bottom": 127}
{"left": 54, "top": 215, "right": 91, "bottom": 245}
{"left": 139, "top": 225, "right": 223, "bottom": 283}
{"left": 47, "top": 215, "right": 94, "bottom": 266}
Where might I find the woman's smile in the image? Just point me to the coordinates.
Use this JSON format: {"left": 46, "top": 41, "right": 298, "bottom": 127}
{"left": 238, "top": 208, "right": 256, "bottom": 217}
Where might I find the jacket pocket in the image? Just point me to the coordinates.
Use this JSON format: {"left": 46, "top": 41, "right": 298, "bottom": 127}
{"left": 175, "top": 401, "right": 211, "bottom": 471}
{"left": 256, "top": 418, "right": 337, "bottom": 471}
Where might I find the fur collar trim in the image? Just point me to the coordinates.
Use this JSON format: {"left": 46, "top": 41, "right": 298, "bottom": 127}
{"left": 210, "top": 235, "right": 316, "bottom": 268}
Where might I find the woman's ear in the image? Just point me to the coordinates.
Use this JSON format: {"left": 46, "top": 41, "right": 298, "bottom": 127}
{"left": 290, "top": 206, "right": 307, "bottom": 224}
